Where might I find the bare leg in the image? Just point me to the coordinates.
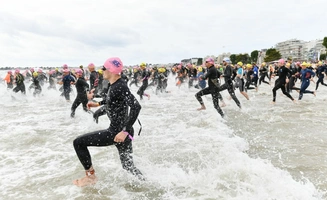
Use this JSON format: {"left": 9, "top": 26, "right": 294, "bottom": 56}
{"left": 241, "top": 92, "right": 249, "bottom": 100}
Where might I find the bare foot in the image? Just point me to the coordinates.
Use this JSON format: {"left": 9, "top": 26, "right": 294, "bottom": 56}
{"left": 220, "top": 102, "right": 226, "bottom": 107}
{"left": 271, "top": 101, "right": 275, "bottom": 104}
{"left": 148, "top": 94, "right": 150, "bottom": 100}
{"left": 73, "top": 174, "right": 98, "bottom": 187}
{"left": 313, "top": 91, "right": 316, "bottom": 97}
{"left": 197, "top": 105, "right": 206, "bottom": 111}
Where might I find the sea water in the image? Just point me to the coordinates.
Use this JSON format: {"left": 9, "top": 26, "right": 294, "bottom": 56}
{"left": 0, "top": 70, "right": 325, "bottom": 199}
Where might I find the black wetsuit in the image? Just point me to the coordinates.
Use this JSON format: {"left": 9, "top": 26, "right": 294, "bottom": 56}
{"left": 188, "top": 68, "right": 197, "bottom": 88}
{"left": 48, "top": 73, "right": 57, "bottom": 90}
{"left": 219, "top": 65, "right": 241, "bottom": 108}
{"left": 272, "top": 66, "right": 294, "bottom": 102}
{"left": 315, "top": 65, "right": 327, "bottom": 90}
{"left": 38, "top": 72, "right": 48, "bottom": 86}
{"left": 61, "top": 74, "right": 75, "bottom": 101}
{"left": 89, "top": 71, "right": 98, "bottom": 91}
{"left": 31, "top": 76, "right": 42, "bottom": 97}
{"left": 137, "top": 69, "right": 150, "bottom": 99}
{"left": 73, "top": 78, "right": 143, "bottom": 177}
{"left": 156, "top": 72, "right": 167, "bottom": 94}
{"left": 287, "top": 66, "right": 301, "bottom": 93}
{"left": 259, "top": 67, "right": 269, "bottom": 85}
{"left": 129, "top": 71, "right": 140, "bottom": 87}
{"left": 245, "top": 69, "right": 255, "bottom": 91}
{"left": 13, "top": 73, "right": 25, "bottom": 94}
{"left": 195, "top": 65, "right": 224, "bottom": 117}
{"left": 121, "top": 72, "right": 129, "bottom": 83}
{"left": 71, "top": 77, "right": 89, "bottom": 117}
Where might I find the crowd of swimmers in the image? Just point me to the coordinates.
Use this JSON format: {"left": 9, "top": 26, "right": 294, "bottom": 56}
{"left": 2, "top": 56, "right": 326, "bottom": 187}
{"left": 2, "top": 58, "right": 326, "bottom": 118}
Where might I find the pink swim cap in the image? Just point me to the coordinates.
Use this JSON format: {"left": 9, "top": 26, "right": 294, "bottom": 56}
{"left": 15, "top": 69, "right": 20, "bottom": 73}
{"left": 62, "top": 64, "right": 68, "bottom": 69}
{"left": 8, "top": 70, "right": 12, "bottom": 74}
{"left": 37, "top": 69, "right": 42, "bottom": 73}
{"left": 75, "top": 69, "right": 83, "bottom": 75}
{"left": 103, "top": 57, "right": 123, "bottom": 74}
{"left": 205, "top": 58, "right": 214, "bottom": 65}
{"left": 30, "top": 68, "right": 34, "bottom": 72}
{"left": 88, "top": 63, "right": 95, "bottom": 68}
{"left": 278, "top": 59, "right": 285, "bottom": 65}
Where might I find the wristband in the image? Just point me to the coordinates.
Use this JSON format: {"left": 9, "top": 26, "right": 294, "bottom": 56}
{"left": 123, "top": 131, "right": 134, "bottom": 141}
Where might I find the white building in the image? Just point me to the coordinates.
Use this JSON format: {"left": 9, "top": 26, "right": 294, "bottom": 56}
{"left": 303, "top": 39, "right": 326, "bottom": 61}
{"left": 275, "top": 38, "right": 326, "bottom": 61}
{"left": 275, "top": 39, "right": 304, "bottom": 60}
{"left": 257, "top": 49, "right": 267, "bottom": 65}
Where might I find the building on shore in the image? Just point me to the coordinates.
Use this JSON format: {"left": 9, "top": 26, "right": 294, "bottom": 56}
{"left": 275, "top": 39, "right": 326, "bottom": 61}
{"left": 257, "top": 49, "right": 267, "bottom": 65}
{"left": 275, "top": 39, "right": 304, "bottom": 61}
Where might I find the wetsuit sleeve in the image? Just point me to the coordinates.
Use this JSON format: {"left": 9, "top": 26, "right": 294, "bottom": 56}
{"left": 90, "top": 73, "right": 95, "bottom": 89}
{"left": 122, "top": 86, "right": 141, "bottom": 132}
{"left": 223, "top": 66, "right": 232, "bottom": 77}
{"left": 203, "top": 67, "right": 213, "bottom": 79}
{"left": 82, "top": 79, "right": 90, "bottom": 91}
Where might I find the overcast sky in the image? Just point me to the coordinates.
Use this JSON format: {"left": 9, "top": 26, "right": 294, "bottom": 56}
{"left": 1, "top": 0, "right": 326, "bottom": 67}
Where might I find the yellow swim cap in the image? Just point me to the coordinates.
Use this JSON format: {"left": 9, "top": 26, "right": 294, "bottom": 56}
{"left": 237, "top": 62, "right": 243, "bottom": 66}
{"left": 198, "top": 66, "right": 203, "bottom": 72}
{"left": 33, "top": 72, "right": 38, "bottom": 77}
{"left": 140, "top": 62, "right": 146, "bottom": 67}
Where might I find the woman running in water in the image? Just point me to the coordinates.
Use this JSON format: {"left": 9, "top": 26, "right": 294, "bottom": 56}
{"left": 70, "top": 69, "right": 89, "bottom": 118}
{"left": 195, "top": 58, "right": 224, "bottom": 118}
{"left": 234, "top": 62, "right": 249, "bottom": 100}
{"left": 298, "top": 62, "right": 316, "bottom": 100}
{"left": 271, "top": 59, "right": 295, "bottom": 104}
{"left": 73, "top": 57, "right": 144, "bottom": 187}
{"left": 315, "top": 61, "right": 327, "bottom": 91}
{"left": 258, "top": 62, "right": 270, "bottom": 86}
{"left": 13, "top": 69, "right": 26, "bottom": 94}
{"left": 137, "top": 63, "right": 150, "bottom": 100}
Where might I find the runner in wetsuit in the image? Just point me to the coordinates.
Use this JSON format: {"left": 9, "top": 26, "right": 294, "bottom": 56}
{"left": 234, "top": 62, "right": 249, "bottom": 100}
{"left": 258, "top": 62, "right": 270, "bottom": 86}
{"left": 31, "top": 72, "right": 42, "bottom": 97}
{"left": 195, "top": 58, "right": 224, "bottom": 118}
{"left": 137, "top": 63, "right": 150, "bottom": 100}
{"left": 73, "top": 57, "right": 144, "bottom": 187}
{"left": 219, "top": 57, "right": 241, "bottom": 109}
{"left": 70, "top": 69, "right": 90, "bottom": 118}
{"left": 298, "top": 62, "right": 316, "bottom": 100}
{"left": 315, "top": 61, "right": 327, "bottom": 91}
{"left": 272, "top": 59, "right": 295, "bottom": 104}
{"left": 13, "top": 69, "right": 26, "bottom": 94}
